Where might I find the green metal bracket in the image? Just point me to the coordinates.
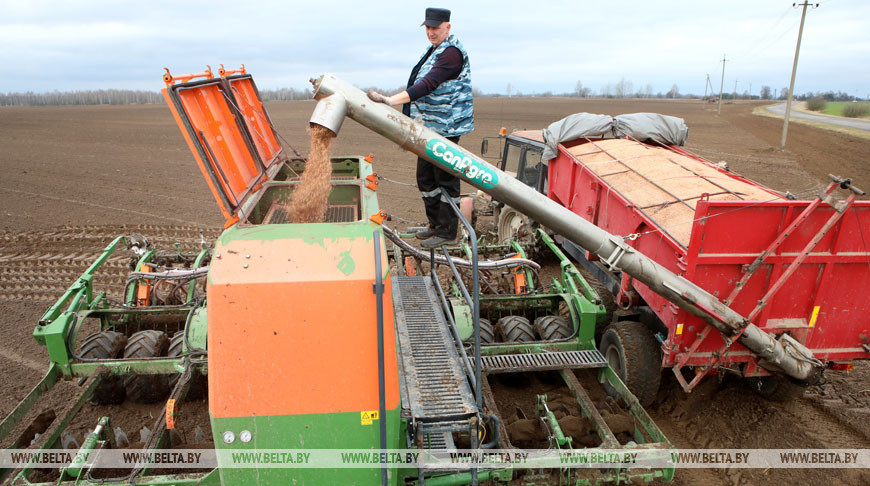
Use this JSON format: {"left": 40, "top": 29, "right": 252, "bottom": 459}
{"left": 413, "top": 469, "right": 505, "bottom": 486}
{"left": 508, "top": 239, "right": 535, "bottom": 292}
{"left": 536, "top": 394, "right": 572, "bottom": 448}
{"left": 186, "top": 305, "right": 209, "bottom": 351}
{"left": 538, "top": 230, "right": 603, "bottom": 308}
{"left": 0, "top": 363, "right": 59, "bottom": 444}
{"left": 449, "top": 298, "right": 474, "bottom": 341}
{"left": 536, "top": 230, "right": 605, "bottom": 346}
{"left": 69, "top": 358, "right": 190, "bottom": 377}
{"left": 450, "top": 279, "right": 463, "bottom": 298}
{"left": 460, "top": 241, "right": 473, "bottom": 261}
{"left": 64, "top": 416, "right": 110, "bottom": 478}
{"left": 34, "top": 237, "right": 127, "bottom": 371}
{"left": 597, "top": 367, "right": 671, "bottom": 447}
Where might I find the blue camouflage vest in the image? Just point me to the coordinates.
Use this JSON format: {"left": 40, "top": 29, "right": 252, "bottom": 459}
{"left": 410, "top": 35, "right": 474, "bottom": 137}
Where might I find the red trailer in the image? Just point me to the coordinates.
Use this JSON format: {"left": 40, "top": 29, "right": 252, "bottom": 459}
{"left": 483, "top": 129, "right": 870, "bottom": 400}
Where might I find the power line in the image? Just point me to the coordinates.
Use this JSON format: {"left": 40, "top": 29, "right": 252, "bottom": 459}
{"left": 744, "top": 6, "right": 793, "bottom": 54}
{"left": 738, "top": 14, "right": 802, "bottom": 64}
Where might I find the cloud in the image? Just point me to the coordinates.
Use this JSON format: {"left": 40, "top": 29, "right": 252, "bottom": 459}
{"left": 0, "top": 0, "right": 867, "bottom": 96}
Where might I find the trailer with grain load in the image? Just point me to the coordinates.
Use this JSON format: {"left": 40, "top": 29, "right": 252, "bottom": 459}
{"left": 478, "top": 119, "right": 870, "bottom": 404}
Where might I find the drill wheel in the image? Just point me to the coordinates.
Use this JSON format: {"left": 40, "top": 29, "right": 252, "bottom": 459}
{"left": 123, "top": 330, "right": 170, "bottom": 403}
{"left": 498, "top": 315, "right": 535, "bottom": 343}
{"left": 79, "top": 331, "right": 127, "bottom": 405}
{"left": 463, "top": 318, "right": 495, "bottom": 345}
{"left": 534, "top": 315, "right": 573, "bottom": 341}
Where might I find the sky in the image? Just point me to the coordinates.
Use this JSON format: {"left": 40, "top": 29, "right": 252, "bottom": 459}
{"left": 1, "top": 0, "right": 868, "bottom": 97}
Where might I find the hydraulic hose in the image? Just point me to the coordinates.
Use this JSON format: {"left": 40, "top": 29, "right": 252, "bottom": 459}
{"left": 382, "top": 225, "right": 540, "bottom": 272}
{"left": 480, "top": 412, "right": 501, "bottom": 449}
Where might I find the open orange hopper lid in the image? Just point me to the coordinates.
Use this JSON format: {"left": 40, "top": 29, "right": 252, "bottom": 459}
{"left": 162, "top": 73, "right": 284, "bottom": 220}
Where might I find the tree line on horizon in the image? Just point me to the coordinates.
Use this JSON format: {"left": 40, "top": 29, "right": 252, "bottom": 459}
{"left": 1, "top": 82, "right": 862, "bottom": 107}
{"left": 0, "top": 86, "right": 314, "bottom": 107}
{"left": 0, "top": 89, "right": 164, "bottom": 106}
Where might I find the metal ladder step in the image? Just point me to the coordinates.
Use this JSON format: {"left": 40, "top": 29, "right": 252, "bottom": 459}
{"left": 420, "top": 431, "right": 455, "bottom": 450}
{"left": 392, "top": 276, "right": 477, "bottom": 427}
{"left": 472, "top": 350, "right": 609, "bottom": 373}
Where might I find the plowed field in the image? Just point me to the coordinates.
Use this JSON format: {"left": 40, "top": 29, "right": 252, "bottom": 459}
{"left": 1, "top": 98, "right": 868, "bottom": 485}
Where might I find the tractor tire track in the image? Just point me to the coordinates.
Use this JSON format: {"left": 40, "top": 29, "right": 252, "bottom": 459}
{"left": 0, "top": 224, "right": 220, "bottom": 253}
{"left": 0, "top": 224, "right": 217, "bottom": 303}
{"left": 0, "top": 347, "right": 46, "bottom": 373}
{"left": 650, "top": 374, "right": 870, "bottom": 485}
{"left": 0, "top": 186, "right": 201, "bottom": 225}
{"left": 804, "top": 361, "right": 870, "bottom": 441}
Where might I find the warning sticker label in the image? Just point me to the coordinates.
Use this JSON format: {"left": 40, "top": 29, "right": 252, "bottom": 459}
{"left": 360, "top": 411, "right": 380, "bottom": 426}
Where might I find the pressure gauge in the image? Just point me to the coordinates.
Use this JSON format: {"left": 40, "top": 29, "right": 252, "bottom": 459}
{"left": 239, "top": 430, "right": 252, "bottom": 443}
{"left": 222, "top": 431, "right": 236, "bottom": 444}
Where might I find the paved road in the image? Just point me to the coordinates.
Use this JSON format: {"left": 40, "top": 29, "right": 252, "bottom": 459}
{"left": 767, "top": 102, "right": 870, "bottom": 131}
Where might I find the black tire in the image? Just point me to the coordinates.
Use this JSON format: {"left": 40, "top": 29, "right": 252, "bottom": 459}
{"left": 463, "top": 318, "right": 495, "bottom": 345}
{"left": 79, "top": 331, "right": 127, "bottom": 405}
{"left": 498, "top": 315, "right": 536, "bottom": 343}
{"left": 123, "top": 330, "right": 170, "bottom": 403}
{"left": 744, "top": 375, "right": 808, "bottom": 402}
{"left": 599, "top": 321, "right": 661, "bottom": 407}
{"left": 167, "top": 331, "right": 207, "bottom": 400}
{"left": 496, "top": 206, "right": 534, "bottom": 244}
{"left": 535, "top": 315, "right": 573, "bottom": 341}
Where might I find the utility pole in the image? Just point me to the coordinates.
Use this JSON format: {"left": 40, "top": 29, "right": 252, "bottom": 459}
{"left": 749, "top": 82, "right": 752, "bottom": 100}
{"left": 734, "top": 79, "right": 738, "bottom": 102}
{"left": 781, "top": 1, "right": 819, "bottom": 151}
{"left": 717, "top": 54, "right": 727, "bottom": 116}
{"left": 704, "top": 75, "right": 715, "bottom": 102}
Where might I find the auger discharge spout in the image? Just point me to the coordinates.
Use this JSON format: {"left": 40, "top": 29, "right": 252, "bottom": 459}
{"left": 309, "top": 92, "right": 346, "bottom": 135}
{"left": 309, "top": 73, "right": 824, "bottom": 384}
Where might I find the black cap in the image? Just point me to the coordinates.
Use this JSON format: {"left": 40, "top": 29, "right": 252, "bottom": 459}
{"left": 421, "top": 8, "right": 450, "bottom": 27}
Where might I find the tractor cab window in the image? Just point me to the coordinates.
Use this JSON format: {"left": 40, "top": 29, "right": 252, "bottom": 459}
{"left": 540, "top": 163, "right": 548, "bottom": 194}
{"left": 503, "top": 143, "right": 522, "bottom": 176}
{"left": 521, "top": 147, "right": 543, "bottom": 188}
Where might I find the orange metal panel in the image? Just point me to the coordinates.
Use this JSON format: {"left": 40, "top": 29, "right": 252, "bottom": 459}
{"left": 165, "top": 399, "right": 177, "bottom": 429}
{"left": 226, "top": 77, "right": 283, "bottom": 167}
{"left": 136, "top": 264, "right": 152, "bottom": 307}
{"left": 162, "top": 88, "right": 234, "bottom": 221}
{"left": 175, "top": 83, "right": 262, "bottom": 205}
{"left": 207, "top": 237, "right": 400, "bottom": 418}
{"left": 164, "top": 78, "right": 269, "bottom": 219}
{"left": 209, "top": 236, "right": 383, "bottom": 284}
{"left": 510, "top": 254, "right": 527, "bottom": 294}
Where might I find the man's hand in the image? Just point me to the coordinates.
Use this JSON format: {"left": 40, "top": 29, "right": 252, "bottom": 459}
{"left": 367, "top": 89, "right": 393, "bottom": 106}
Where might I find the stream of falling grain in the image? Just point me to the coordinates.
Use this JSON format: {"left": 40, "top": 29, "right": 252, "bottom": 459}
{"left": 289, "top": 125, "right": 335, "bottom": 223}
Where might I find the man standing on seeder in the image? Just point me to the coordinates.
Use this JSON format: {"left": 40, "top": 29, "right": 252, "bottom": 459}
{"left": 368, "top": 7, "right": 474, "bottom": 248}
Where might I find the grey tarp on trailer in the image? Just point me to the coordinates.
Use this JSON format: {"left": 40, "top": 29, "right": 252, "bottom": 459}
{"left": 542, "top": 112, "right": 689, "bottom": 161}
{"left": 542, "top": 113, "right": 613, "bottom": 161}
{"left": 611, "top": 113, "right": 689, "bottom": 147}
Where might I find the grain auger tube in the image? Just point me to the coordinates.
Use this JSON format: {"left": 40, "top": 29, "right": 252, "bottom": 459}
{"left": 308, "top": 73, "right": 825, "bottom": 385}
